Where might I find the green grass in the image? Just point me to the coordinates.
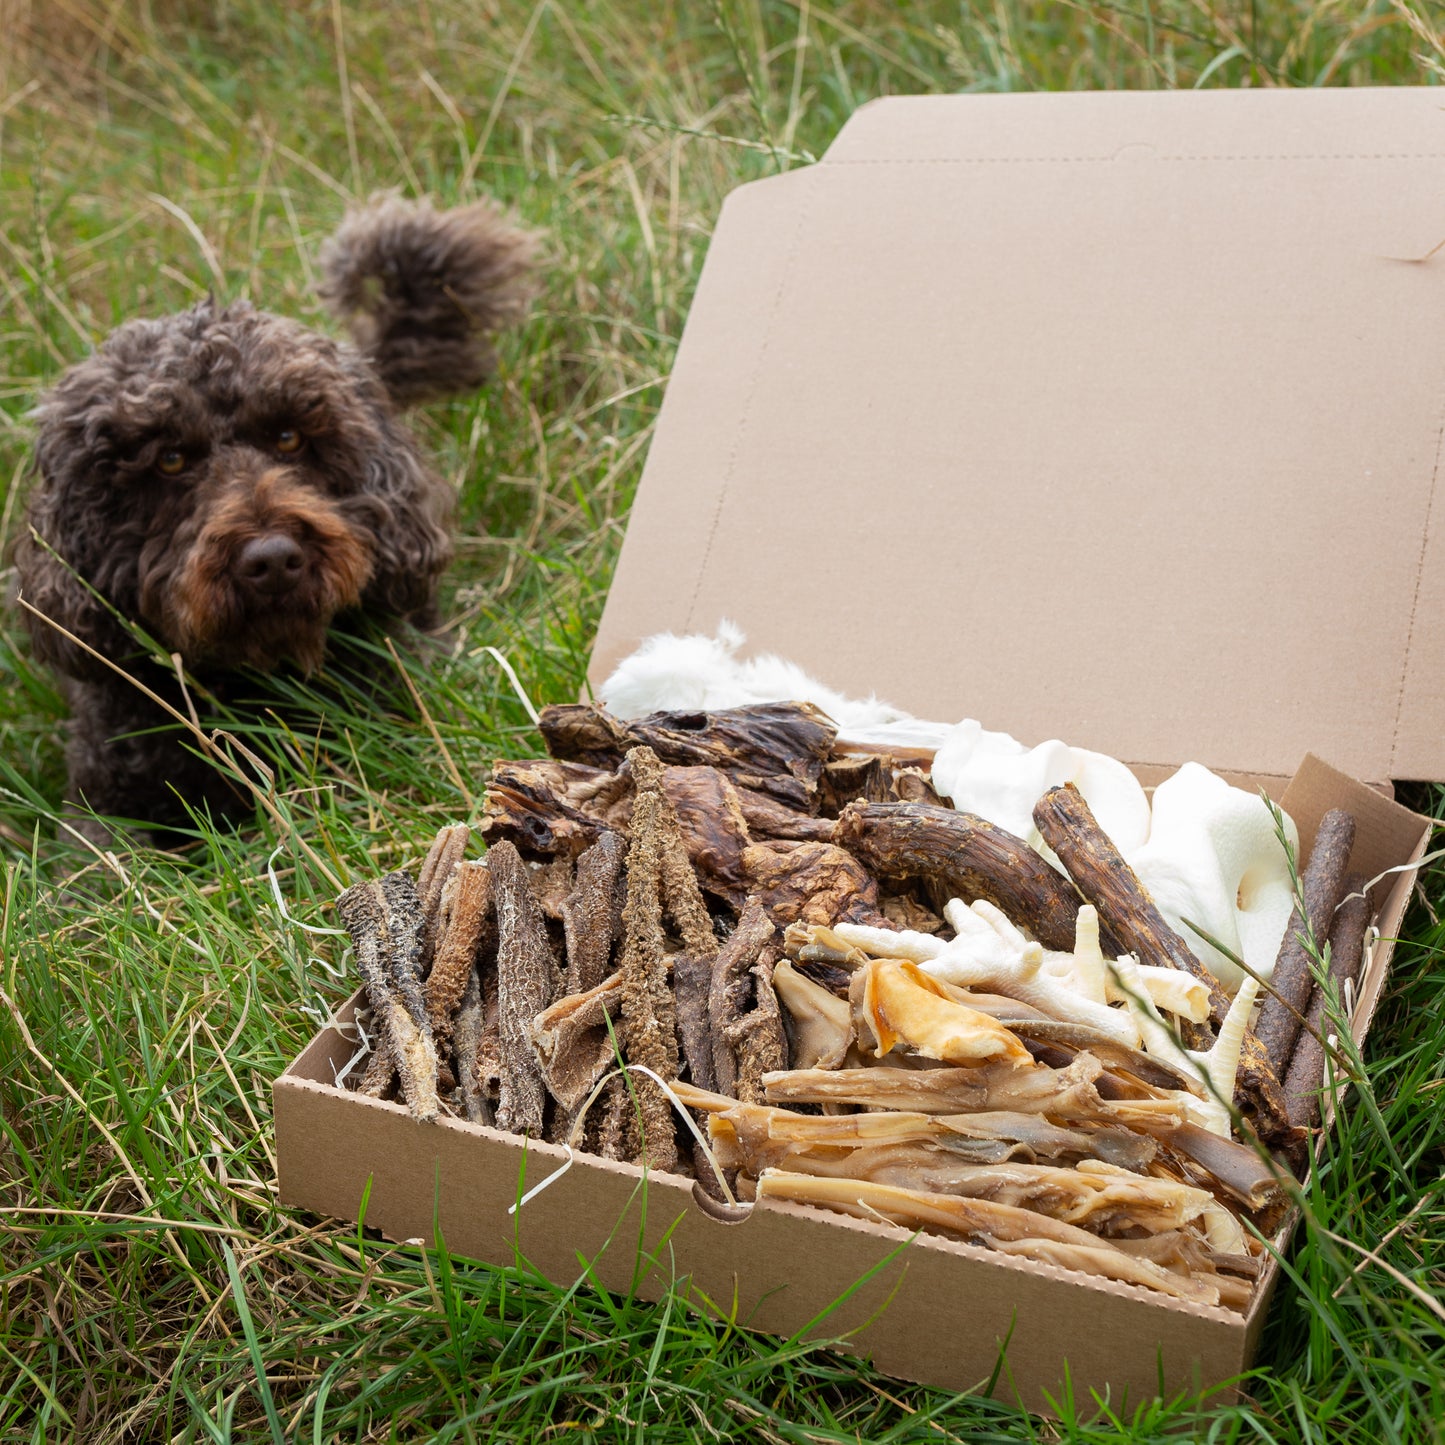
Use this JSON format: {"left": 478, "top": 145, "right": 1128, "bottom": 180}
{"left": 2, "top": 1, "right": 1445, "bottom": 1439}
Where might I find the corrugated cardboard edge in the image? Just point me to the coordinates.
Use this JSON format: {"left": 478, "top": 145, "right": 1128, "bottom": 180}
{"left": 274, "top": 755, "right": 1432, "bottom": 1414}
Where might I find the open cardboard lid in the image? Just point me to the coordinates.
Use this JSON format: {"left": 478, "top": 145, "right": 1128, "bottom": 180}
{"left": 589, "top": 88, "right": 1445, "bottom": 784}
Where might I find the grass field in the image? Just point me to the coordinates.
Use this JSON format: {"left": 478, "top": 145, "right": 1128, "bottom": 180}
{"left": 3, "top": 2, "right": 1445, "bottom": 1440}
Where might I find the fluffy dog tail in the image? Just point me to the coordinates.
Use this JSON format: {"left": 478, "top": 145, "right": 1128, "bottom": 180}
{"left": 318, "top": 193, "right": 540, "bottom": 407}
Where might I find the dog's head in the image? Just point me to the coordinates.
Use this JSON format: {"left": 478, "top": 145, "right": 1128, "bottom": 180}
{"left": 16, "top": 297, "right": 453, "bottom": 677}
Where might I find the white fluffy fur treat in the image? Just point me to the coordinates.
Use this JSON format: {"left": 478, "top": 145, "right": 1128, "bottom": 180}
{"left": 597, "top": 621, "right": 917, "bottom": 734}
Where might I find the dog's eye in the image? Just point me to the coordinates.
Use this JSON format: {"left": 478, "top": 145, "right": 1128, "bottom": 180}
{"left": 156, "top": 449, "right": 187, "bottom": 476}
{"left": 275, "top": 428, "right": 304, "bottom": 454}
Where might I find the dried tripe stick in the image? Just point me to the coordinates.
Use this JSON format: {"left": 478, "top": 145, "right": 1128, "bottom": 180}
{"left": 561, "top": 832, "right": 628, "bottom": 994}
{"left": 452, "top": 966, "right": 493, "bottom": 1127}
{"left": 609, "top": 748, "right": 684, "bottom": 1170}
{"left": 1255, "top": 809, "right": 1356, "bottom": 1075}
{"left": 425, "top": 861, "right": 493, "bottom": 1047}
{"left": 488, "top": 841, "right": 560, "bottom": 1136}
{"left": 1283, "top": 878, "right": 1369, "bottom": 1131}
{"left": 337, "top": 871, "right": 439, "bottom": 1122}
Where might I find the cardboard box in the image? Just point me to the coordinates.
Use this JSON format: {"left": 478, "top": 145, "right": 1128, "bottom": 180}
{"left": 276, "top": 89, "right": 1442, "bottom": 1411}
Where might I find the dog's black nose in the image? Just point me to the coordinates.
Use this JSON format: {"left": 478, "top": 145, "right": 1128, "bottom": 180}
{"left": 237, "top": 533, "right": 305, "bottom": 596}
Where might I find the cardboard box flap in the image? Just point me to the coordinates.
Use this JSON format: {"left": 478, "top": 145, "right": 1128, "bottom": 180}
{"left": 591, "top": 88, "right": 1445, "bottom": 782}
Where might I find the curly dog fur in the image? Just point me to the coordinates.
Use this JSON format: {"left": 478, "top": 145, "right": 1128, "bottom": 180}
{"left": 15, "top": 194, "right": 537, "bottom": 837}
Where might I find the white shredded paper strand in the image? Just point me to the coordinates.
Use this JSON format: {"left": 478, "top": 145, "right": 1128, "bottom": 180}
{"left": 268, "top": 845, "right": 349, "bottom": 937}
{"left": 475, "top": 645, "right": 541, "bottom": 726}
{"left": 1337, "top": 844, "right": 1445, "bottom": 915}
{"left": 507, "top": 1064, "right": 746, "bottom": 1216}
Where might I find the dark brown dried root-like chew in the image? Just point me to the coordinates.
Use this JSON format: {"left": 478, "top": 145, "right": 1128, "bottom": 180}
{"left": 1031, "top": 783, "right": 1292, "bottom": 1141}
{"left": 561, "top": 832, "right": 628, "bottom": 994}
{"left": 835, "top": 800, "right": 1108, "bottom": 954}
{"left": 425, "top": 860, "right": 493, "bottom": 1047}
{"left": 337, "top": 872, "right": 439, "bottom": 1121}
{"left": 488, "top": 841, "right": 561, "bottom": 1136}
{"left": 1255, "top": 809, "right": 1356, "bottom": 1075}
{"left": 1283, "top": 879, "right": 1369, "bottom": 1132}
{"left": 453, "top": 965, "right": 493, "bottom": 1127}
{"left": 540, "top": 701, "right": 838, "bottom": 811}
{"left": 707, "top": 898, "right": 778, "bottom": 1100}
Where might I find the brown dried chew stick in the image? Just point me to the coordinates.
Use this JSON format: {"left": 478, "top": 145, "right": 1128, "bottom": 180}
{"left": 673, "top": 953, "right": 718, "bottom": 1093}
{"left": 707, "top": 898, "right": 778, "bottom": 1100}
{"left": 355, "top": 1035, "right": 396, "bottom": 1099}
{"left": 1255, "top": 809, "right": 1357, "bottom": 1075}
{"left": 453, "top": 965, "right": 494, "bottom": 1127}
{"left": 611, "top": 747, "right": 683, "bottom": 1170}
{"left": 425, "top": 860, "right": 493, "bottom": 1046}
{"left": 419, "top": 824, "right": 471, "bottom": 941}
{"left": 1031, "top": 783, "right": 1293, "bottom": 1142}
{"left": 540, "top": 701, "right": 838, "bottom": 811}
{"left": 1283, "top": 880, "right": 1369, "bottom": 1131}
{"left": 337, "top": 872, "right": 439, "bottom": 1121}
{"left": 727, "top": 950, "right": 788, "bottom": 1105}
{"left": 835, "top": 800, "right": 1109, "bottom": 954}
{"left": 561, "top": 832, "right": 628, "bottom": 993}
{"left": 488, "top": 841, "right": 560, "bottom": 1136}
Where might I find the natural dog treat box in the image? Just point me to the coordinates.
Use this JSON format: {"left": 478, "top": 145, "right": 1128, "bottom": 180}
{"left": 275, "top": 87, "right": 1442, "bottom": 1411}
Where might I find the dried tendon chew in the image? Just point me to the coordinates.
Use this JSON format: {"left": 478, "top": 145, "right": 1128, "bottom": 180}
{"left": 337, "top": 872, "right": 439, "bottom": 1121}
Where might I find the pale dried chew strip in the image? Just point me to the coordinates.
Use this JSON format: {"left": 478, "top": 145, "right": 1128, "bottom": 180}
{"left": 1031, "top": 782, "right": 1293, "bottom": 1142}
{"left": 337, "top": 872, "right": 439, "bottom": 1121}
{"left": 1255, "top": 809, "right": 1356, "bottom": 1075}
{"left": 1283, "top": 880, "right": 1369, "bottom": 1130}
{"left": 488, "top": 841, "right": 560, "bottom": 1136}
{"left": 419, "top": 823, "right": 471, "bottom": 911}
{"left": 753, "top": 1171, "right": 1223, "bottom": 1305}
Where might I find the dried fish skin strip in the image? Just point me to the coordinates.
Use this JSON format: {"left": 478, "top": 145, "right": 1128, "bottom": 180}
{"left": 528, "top": 970, "right": 625, "bottom": 1113}
{"left": 835, "top": 801, "right": 1107, "bottom": 954}
{"left": 540, "top": 701, "right": 838, "bottom": 811}
{"left": 425, "top": 860, "right": 492, "bottom": 1046}
{"left": 337, "top": 873, "right": 439, "bottom": 1122}
{"left": 753, "top": 1171, "right": 1220, "bottom": 1304}
{"left": 708, "top": 898, "right": 777, "bottom": 1099}
{"left": 562, "top": 832, "right": 628, "bottom": 994}
{"left": 853, "top": 958, "right": 1035, "bottom": 1069}
{"left": 488, "top": 841, "right": 561, "bottom": 1136}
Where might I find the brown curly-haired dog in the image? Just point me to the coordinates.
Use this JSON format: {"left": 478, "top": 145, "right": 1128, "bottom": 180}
{"left": 16, "top": 195, "right": 537, "bottom": 840}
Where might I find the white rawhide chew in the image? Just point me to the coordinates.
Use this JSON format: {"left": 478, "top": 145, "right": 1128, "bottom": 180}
{"left": 931, "top": 720, "right": 1152, "bottom": 863}
{"left": 1126, "top": 762, "right": 1297, "bottom": 993}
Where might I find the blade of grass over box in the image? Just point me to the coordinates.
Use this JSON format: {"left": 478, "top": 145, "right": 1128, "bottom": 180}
{"left": 1, "top": 1, "right": 1443, "bottom": 1438}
